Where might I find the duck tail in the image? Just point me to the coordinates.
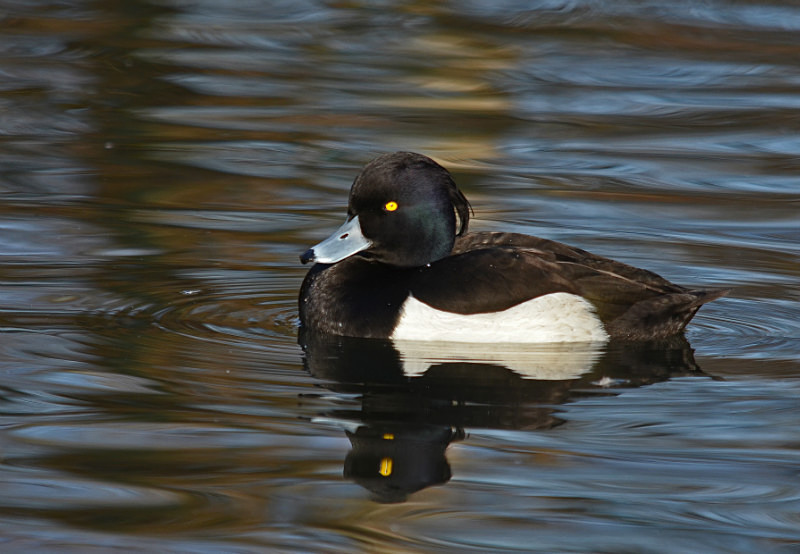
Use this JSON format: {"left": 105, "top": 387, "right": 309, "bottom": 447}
{"left": 687, "top": 287, "right": 731, "bottom": 308}
{"left": 607, "top": 287, "right": 730, "bottom": 340}
{"left": 673, "top": 287, "right": 731, "bottom": 335}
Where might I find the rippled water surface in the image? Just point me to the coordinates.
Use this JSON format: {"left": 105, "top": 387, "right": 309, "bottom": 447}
{"left": 1, "top": 1, "right": 799, "bottom": 552}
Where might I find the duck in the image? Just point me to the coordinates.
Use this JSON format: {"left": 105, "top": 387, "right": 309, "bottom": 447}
{"left": 299, "top": 152, "right": 728, "bottom": 342}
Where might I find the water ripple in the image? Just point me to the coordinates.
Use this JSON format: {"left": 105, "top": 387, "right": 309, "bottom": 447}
{"left": 0, "top": 472, "right": 181, "bottom": 510}
{"left": 693, "top": 297, "right": 800, "bottom": 360}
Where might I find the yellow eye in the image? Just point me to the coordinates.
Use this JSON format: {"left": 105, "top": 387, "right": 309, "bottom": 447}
{"left": 384, "top": 201, "right": 398, "bottom": 212}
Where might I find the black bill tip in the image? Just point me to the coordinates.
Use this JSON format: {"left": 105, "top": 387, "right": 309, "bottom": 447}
{"left": 300, "top": 248, "right": 316, "bottom": 265}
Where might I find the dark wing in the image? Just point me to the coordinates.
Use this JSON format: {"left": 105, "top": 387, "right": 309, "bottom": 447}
{"left": 412, "top": 232, "right": 728, "bottom": 339}
{"left": 410, "top": 247, "right": 579, "bottom": 314}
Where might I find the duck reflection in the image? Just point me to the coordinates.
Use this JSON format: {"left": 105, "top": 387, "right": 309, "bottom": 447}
{"left": 299, "top": 331, "right": 707, "bottom": 503}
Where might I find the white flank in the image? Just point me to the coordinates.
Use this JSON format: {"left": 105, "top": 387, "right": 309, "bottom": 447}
{"left": 390, "top": 292, "right": 609, "bottom": 343}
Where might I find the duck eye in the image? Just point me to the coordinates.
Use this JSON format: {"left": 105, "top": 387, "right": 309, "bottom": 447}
{"left": 384, "top": 201, "right": 399, "bottom": 212}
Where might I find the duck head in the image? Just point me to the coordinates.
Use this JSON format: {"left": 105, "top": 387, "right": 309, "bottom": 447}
{"left": 301, "top": 152, "right": 471, "bottom": 268}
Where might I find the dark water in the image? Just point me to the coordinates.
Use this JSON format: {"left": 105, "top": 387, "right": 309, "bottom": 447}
{"left": 1, "top": 0, "right": 799, "bottom": 551}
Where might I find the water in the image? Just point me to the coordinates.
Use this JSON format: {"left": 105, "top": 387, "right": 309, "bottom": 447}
{"left": 1, "top": 0, "right": 799, "bottom": 551}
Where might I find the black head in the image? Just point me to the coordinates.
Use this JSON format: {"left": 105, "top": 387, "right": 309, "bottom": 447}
{"left": 301, "top": 152, "right": 471, "bottom": 268}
